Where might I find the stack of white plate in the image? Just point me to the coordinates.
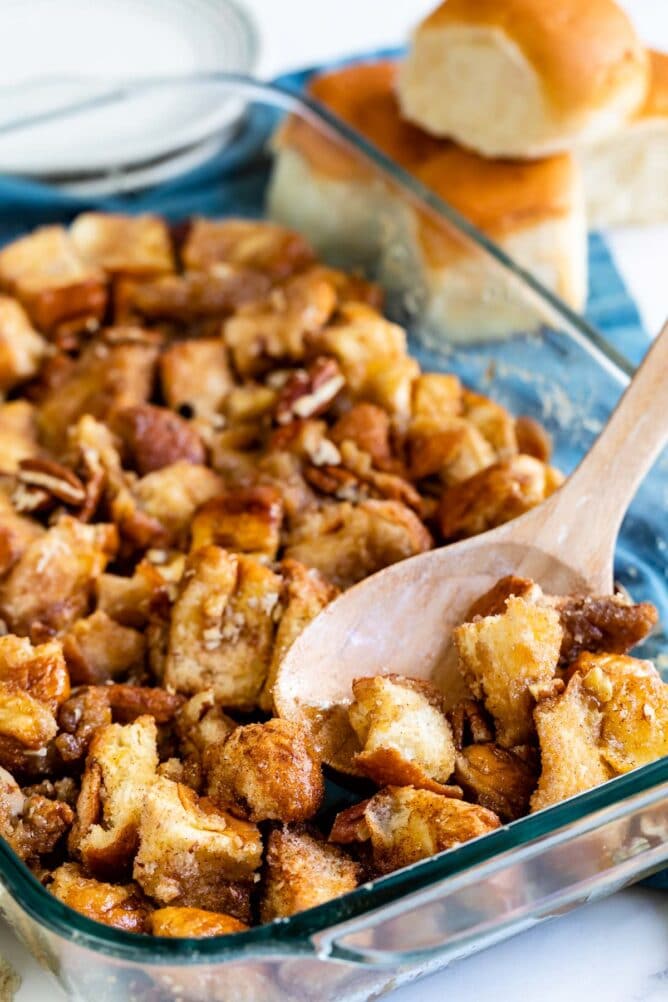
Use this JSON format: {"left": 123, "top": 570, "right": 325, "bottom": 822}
{"left": 0, "top": 0, "right": 258, "bottom": 195}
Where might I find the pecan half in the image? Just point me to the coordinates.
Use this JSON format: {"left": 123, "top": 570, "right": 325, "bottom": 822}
{"left": 14, "top": 458, "right": 86, "bottom": 511}
{"left": 275, "top": 357, "right": 344, "bottom": 425}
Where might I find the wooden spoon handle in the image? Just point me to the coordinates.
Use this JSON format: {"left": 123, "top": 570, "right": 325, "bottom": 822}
{"left": 519, "top": 319, "right": 668, "bottom": 588}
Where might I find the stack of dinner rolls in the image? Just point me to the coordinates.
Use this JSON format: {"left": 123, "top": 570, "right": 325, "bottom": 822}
{"left": 269, "top": 0, "right": 666, "bottom": 342}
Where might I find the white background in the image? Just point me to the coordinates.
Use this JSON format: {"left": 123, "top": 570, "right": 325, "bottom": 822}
{"left": 3, "top": 1, "right": 667, "bottom": 1000}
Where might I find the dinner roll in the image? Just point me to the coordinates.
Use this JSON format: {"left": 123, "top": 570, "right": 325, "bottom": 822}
{"left": 398, "top": 0, "right": 648, "bottom": 159}
{"left": 269, "top": 61, "right": 587, "bottom": 343}
{"left": 582, "top": 50, "right": 668, "bottom": 227}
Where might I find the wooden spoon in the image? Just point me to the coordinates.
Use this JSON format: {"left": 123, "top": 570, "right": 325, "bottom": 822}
{"left": 274, "top": 321, "right": 668, "bottom": 773}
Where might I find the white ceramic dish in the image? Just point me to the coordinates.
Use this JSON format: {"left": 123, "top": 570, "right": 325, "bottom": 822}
{"left": 0, "top": 0, "right": 257, "bottom": 175}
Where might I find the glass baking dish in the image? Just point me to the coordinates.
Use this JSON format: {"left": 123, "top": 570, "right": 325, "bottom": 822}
{"left": 0, "top": 74, "right": 666, "bottom": 1002}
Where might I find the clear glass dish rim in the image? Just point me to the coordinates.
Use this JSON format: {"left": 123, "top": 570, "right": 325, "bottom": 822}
{"left": 1, "top": 73, "right": 663, "bottom": 964}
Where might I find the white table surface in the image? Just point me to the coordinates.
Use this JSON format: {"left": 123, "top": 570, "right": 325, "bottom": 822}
{"left": 4, "top": 1, "right": 668, "bottom": 999}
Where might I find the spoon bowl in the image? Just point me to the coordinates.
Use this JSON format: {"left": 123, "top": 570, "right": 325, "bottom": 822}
{"left": 274, "top": 321, "right": 668, "bottom": 773}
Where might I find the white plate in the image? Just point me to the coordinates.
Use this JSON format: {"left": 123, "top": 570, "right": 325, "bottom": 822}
{"left": 0, "top": 0, "right": 257, "bottom": 175}
{"left": 54, "top": 131, "right": 232, "bottom": 197}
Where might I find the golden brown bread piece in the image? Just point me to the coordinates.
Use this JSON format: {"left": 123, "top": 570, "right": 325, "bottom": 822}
{"left": 284, "top": 499, "right": 432, "bottom": 590}
{"left": 112, "top": 461, "right": 223, "bottom": 550}
{"left": 0, "top": 490, "right": 44, "bottom": 577}
{"left": 70, "top": 213, "right": 174, "bottom": 276}
{"left": 116, "top": 268, "right": 271, "bottom": 327}
{"left": 0, "top": 634, "right": 69, "bottom": 713}
{"left": 330, "top": 402, "right": 395, "bottom": 470}
{"left": 224, "top": 270, "right": 337, "bottom": 376}
{"left": 0, "top": 516, "right": 117, "bottom": 637}
{"left": 182, "top": 218, "right": 315, "bottom": 279}
{"left": 160, "top": 337, "right": 234, "bottom": 419}
{"left": 37, "top": 339, "right": 158, "bottom": 452}
{"left": 190, "top": 487, "right": 284, "bottom": 561}
{"left": 454, "top": 595, "right": 563, "bottom": 747}
{"left": 440, "top": 455, "right": 563, "bottom": 540}
{"left": 0, "top": 400, "right": 40, "bottom": 474}
{"left": 331, "top": 787, "right": 500, "bottom": 875}
{"left": 50, "top": 862, "right": 151, "bottom": 933}
{"left": 133, "top": 776, "right": 261, "bottom": 918}
{"left": 62, "top": 611, "right": 145, "bottom": 685}
{"left": 164, "top": 546, "right": 282, "bottom": 709}
{"left": 0, "top": 296, "right": 47, "bottom": 393}
{"left": 206, "top": 719, "right": 324, "bottom": 823}
{"left": 531, "top": 652, "right": 668, "bottom": 811}
{"left": 150, "top": 906, "right": 248, "bottom": 937}
{"left": 316, "top": 302, "right": 419, "bottom": 422}
{"left": 0, "top": 226, "right": 107, "bottom": 331}
{"left": 260, "top": 825, "right": 360, "bottom": 922}
{"left": 70, "top": 715, "right": 158, "bottom": 877}
{"left": 175, "top": 691, "right": 237, "bottom": 759}
{"left": 260, "top": 559, "right": 337, "bottom": 713}
{"left": 349, "top": 675, "right": 457, "bottom": 793}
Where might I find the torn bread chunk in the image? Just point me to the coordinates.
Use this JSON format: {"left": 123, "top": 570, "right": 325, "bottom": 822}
{"left": 70, "top": 715, "right": 158, "bottom": 877}
{"left": 284, "top": 500, "right": 432, "bottom": 590}
{"left": 164, "top": 546, "right": 282, "bottom": 708}
{"left": 260, "top": 559, "right": 337, "bottom": 712}
{"left": 0, "top": 490, "right": 44, "bottom": 577}
{"left": 37, "top": 339, "right": 158, "bottom": 452}
{"left": 206, "top": 719, "right": 324, "bottom": 823}
{"left": 0, "top": 296, "right": 47, "bottom": 392}
{"left": 0, "top": 636, "right": 69, "bottom": 772}
{"left": 440, "top": 455, "right": 563, "bottom": 541}
{"left": 150, "top": 906, "right": 248, "bottom": 937}
{"left": 316, "top": 302, "right": 419, "bottom": 421}
{"left": 160, "top": 338, "right": 234, "bottom": 419}
{"left": 176, "top": 690, "right": 236, "bottom": 752}
{"left": 70, "top": 213, "right": 174, "bottom": 276}
{"left": 133, "top": 776, "right": 262, "bottom": 918}
{"left": 0, "top": 516, "right": 117, "bottom": 637}
{"left": 348, "top": 675, "right": 457, "bottom": 792}
{"left": 0, "top": 226, "right": 107, "bottom": 331}
{"left": 532, "top": 652, "right": 668, "bottom": 811}
{"left": 261, "top": 825, "right": 360, "bottom": 922}
{"left": 454, "top": 596, "right": 563, "bottom": 747}
{"left": 116, "top": 268, "right": 271, "bottom": 327}
{"left": 182, "top": 217, "right": 315, "bottom": 279}
{"left": 331, "top": 786, "right": 500, "bottom": 875}
{"left": 62, "top": 611, "right": 145, "bottom": 685}
{"left": 454, "top": 744, "right": 537, "bottom": 822}
{"left": 0, "top": 400, "right": 40, "bottom": 474}
{"left": 50, "top": 862, "right": 151, "bottom": 933}
{"left": 224, "top": 269, "right": 336, "bottom": 376}
{"left": 190, "top": 486, "right": 284, "bottom": 561}
{"left": 113, "top": 462, "right": 223, "bottom": 550}
{"left": 0, "top": 634, "right": 69, "bottom": 712}
{"left": 96, "top": 559, "right": 172, "bottom": 629}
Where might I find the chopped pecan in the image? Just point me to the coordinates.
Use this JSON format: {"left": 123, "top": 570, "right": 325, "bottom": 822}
{"left": 274, "top": 357, "right": 344, "bottom": 425}
{"left": 56, "top": 686, "right": 113, "bottom": 764}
